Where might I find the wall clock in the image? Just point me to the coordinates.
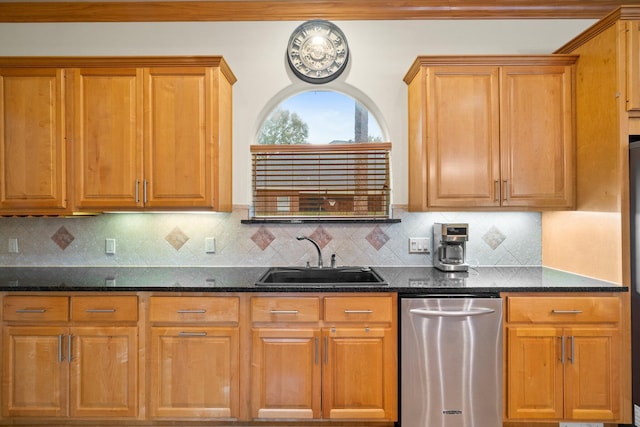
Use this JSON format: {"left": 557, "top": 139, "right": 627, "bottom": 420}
{"left": 286, "top": 20, "right": 350, "bottom": 84}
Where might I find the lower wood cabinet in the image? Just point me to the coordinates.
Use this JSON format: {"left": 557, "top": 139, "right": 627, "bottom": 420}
{"left": 0, "top": 291, "right": 397, "bottom": 426}
{"left": 250, "top": 295, "right": 397, "bottom": 422}
{"left": 2, "top": 295, "right": 138, "bottom": 418}
{"left": 148, "top": 296, "right": 240, "bottom": 419}
{"left": 504, "top": 294, "right": 624, "bottom": 423}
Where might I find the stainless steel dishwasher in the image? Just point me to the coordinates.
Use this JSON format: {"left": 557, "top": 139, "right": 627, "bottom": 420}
{"left": 400, "top": 295, "right": 503, "bottom": 427}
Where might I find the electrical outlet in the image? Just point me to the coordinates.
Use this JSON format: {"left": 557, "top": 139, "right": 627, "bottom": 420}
{"left": 205, "top": 237, "right": 216, "bottom": 253}
{"left": 105, "top": 238, "right": 116, "bottom": 255}
{"left": 409, "top": 237, "right": 430, "bottom": 254}
{"left": 8, "top": 238, "right": 18, "bottom": 254}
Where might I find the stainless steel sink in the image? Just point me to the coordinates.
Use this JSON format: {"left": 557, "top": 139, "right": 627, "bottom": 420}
{"left": 255, "top": 266, "right": 388, "bottom": 286}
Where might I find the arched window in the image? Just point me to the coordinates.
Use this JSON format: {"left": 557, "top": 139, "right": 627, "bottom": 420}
{"left": 257, "top": 90, "right": 384, "bottom": 145}
{"left": 251, "top": 90, "right": 391, "bottom": 221}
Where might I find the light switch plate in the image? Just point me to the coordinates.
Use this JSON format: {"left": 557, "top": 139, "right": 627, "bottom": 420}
{"left": 409, "top": 237, "right": 430, "bottom": 254}
{"left": 8, "top": 238, "right": 18, "bottom": 254}
{"left": 205, "top": 237, "right": 216, "bottom": 253}
{"left": 105, "top": 238, "right": 116, "bottom": 255}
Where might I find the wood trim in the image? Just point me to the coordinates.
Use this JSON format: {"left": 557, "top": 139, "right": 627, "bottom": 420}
{"left": 0, "top": 56, "right": 237, "bottom": 83}
{"left": 403, "top": 54, "right": 579, "bottom": 83}
{"left": 0, "top": 0, "right": 633, "bottom": 23}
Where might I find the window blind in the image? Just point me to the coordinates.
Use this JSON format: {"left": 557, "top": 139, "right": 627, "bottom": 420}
{"left": 250, "top": 142, "right": 391, "bottom": 220}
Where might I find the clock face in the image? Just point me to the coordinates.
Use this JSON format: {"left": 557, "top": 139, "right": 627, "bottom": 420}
{"left": 286, "top": 20, "right": 349, "bottom": 84}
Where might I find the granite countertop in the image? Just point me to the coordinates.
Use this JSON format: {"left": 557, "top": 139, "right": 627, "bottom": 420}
{"left": 0, "top": 266, "right": 627, "bottom": 294}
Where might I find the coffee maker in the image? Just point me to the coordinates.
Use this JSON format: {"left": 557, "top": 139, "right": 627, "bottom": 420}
{"left": 433, "top": 223, "right": 469, "bottom": 272}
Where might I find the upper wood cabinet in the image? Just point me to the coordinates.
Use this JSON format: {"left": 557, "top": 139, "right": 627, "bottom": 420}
{"left": 72, "top": 58, "right": 235, "bottom": 212}
{"left": 0, "top": 67, "right": 69, "bottom": 215}
{"left": 404, "top": 56, "right": 577, "bottom": 211}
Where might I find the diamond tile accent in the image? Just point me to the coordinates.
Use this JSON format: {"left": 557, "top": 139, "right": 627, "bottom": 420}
{"left": 366, "top": 225, "right": 389, "bottom": 251}
{"left": 309, "top": 225, "right": 332, "bottom": 249}
{"left": 51, "top": 226, "right": 74, "bottom": 250}
{"left": 166, "top": 226, "right": 190, "bottom": 251}
{"left": 483, "top": 225, "right": 506, "bottom": 250}
{"left": 251, "top": 226, "right": 275, "bottom": 250}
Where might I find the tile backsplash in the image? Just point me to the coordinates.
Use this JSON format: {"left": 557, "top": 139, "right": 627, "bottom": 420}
{"left": 0, "top": 207, "right": 541, "bottom": 267}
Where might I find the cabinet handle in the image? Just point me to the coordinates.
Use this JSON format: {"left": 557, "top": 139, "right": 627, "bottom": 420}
{"left": 552, "top": 310, "right": 583, "bottom": 315}
{"left": 344, "top": 309, "right": 373, "bottom": 314}
{"left": 560, "top": 336, "right": 565, "bottom": 364}
{"left": 67, "top": 334, "right": 72, "bottom": 363}
{"left": 86, "top": 309, "right": 116, "bottom": 313}
{"left": 135, "top": 179, "right": 140, "bottom": 204}
{"left": 178, "top": 331, "right": 207, "bottom": 337}
{"left": 270, "top": 310, "right": 299, "bottom": 315}
{"left": 16, "top": 309, "right": 46, "bottom": 313}
{"left": 58, "top": 334, "right": 64, "bottom": 363}
{"left": 503, "top": 180, "right": 509, "bottom": 201}
{"left": 143, "top": 180, "right": 148, "bottom": 204}
{"left": 569, "top": 336, "right": 575, "bottom": 364}
{"left": 494, "top": 180, "right": 500, "bottom": 202}
{"left": 324, "top": 336, "right": 329, "bottom": 364}
{"left": 176, "top": 309, "right": 207, "bottom": 314}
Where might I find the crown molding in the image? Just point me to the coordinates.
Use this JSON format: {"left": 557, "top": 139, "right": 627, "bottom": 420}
{"left": 0, "top": 0, "right": 636, "bottom": 22}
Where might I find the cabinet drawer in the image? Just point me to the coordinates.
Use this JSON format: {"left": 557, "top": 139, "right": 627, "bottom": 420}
{"left": 251, "top": 297, "right": 320, "bottom": 322}
{"left": 324, "top": 296, "right": 393, "bottom": 322}
{"left": 71, "top": 295, "right": 138, "bottom": 322}
{"left": 3, "top": 296, "right": 69, "bottom": 322}
{"left": 507, "top": 296, "right": 620, "bottom": 323}
{"left": 150, "top": 296, "right": 239, "bottom": 323}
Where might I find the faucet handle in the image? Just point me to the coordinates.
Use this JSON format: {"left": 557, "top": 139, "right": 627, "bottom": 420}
{"left": 330, "top": 254, "right": 336, "bottom": 268}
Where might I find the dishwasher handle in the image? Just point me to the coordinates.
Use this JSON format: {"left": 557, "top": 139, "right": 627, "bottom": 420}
{"left": 409, "top": 307, "right": 496, "bottom": 318}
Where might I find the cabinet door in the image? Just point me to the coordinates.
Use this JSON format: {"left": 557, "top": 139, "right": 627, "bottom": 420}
{"left": 69, "top": 326, "right": 137, "bottom": 418}
{"left": 72, "top": 67, "right": 143, "bottom": 209}
{"left": 322, "top": 326, "right": 396, "bottom": 420}
{"left": 426, "top": 66, "right": 501, "bottom": 207}
{"left": 144, "top": 67, "right": 213, "bottom": 208}
{"left": 251, "top": 327, "right": 321, "bottom": 419}
{"left": 507, "top": 326, "right": 564, "bottom": 420}
{"left": 2, "top": 326, "right": 68, "bottom": 417}
{"left": 500, "top": 65, "right": 574, "bottom": 208}
{"left": 150, "top": 326, "right": 239, "bottom": 418}
{"left": 0, "top": 68, "right": 67, "bottom": 211}
{"left": 626, "top": 21, "right": 640, "bottom": 112}
{"left": 563, "top": 327, "right": 620, "bottom": 421}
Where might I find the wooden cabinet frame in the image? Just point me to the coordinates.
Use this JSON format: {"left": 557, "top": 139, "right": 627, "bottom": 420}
{"left": 405, "top": 55, "right": 577, "bottom": 211}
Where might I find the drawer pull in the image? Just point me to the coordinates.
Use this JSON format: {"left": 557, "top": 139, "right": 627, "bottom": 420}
{"left": 178, "top": 331, "right": 208, "bottom": 337}
{"left": 551, "top": 309, "right": 584, "bottom": 314}
{"left": 344, "top": 309, "right": 373, "bottom": 314}
{"left": 176, "top": 309, "right": 207, "bottom": 314}
{"left": 16, "top": 309, "right": 46, "bottom": 313}
{"left": 86, "top": 309, "right": 116, "bottom": 313}
{"left": 270, "top": 310, "right": 299, "bottom": 315}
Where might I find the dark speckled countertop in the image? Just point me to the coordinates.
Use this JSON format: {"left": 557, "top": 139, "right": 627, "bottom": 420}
{"left": 0, "top": 266, "right": 627, "bottom": 294}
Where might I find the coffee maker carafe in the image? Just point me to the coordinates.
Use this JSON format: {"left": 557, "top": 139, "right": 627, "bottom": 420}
{"left": 433, "top": 223, "right": 469, "bottom": 272}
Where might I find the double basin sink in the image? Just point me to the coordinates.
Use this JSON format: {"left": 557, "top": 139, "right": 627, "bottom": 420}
{"left": 255, "top": 266, "right": 388, "bottom": 287}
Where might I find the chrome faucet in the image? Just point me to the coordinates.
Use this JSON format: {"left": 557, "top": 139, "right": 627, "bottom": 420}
{"left": 296, "top": 236, "right": 323, "bottom": 268}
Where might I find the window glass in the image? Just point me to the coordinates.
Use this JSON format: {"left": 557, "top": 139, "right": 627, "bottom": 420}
{"left": 258, "top": 90, "right": 384, "bottom": 145}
